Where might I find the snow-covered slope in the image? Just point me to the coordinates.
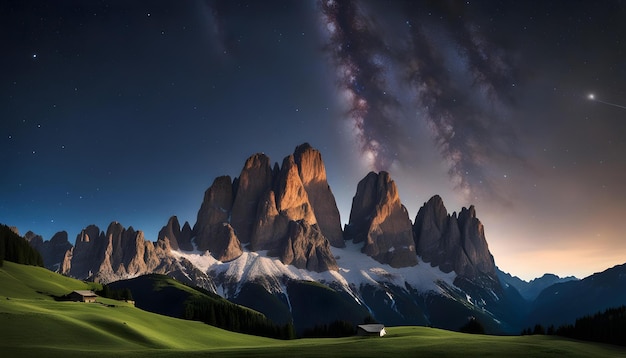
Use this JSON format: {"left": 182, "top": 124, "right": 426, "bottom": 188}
{"left": 173, "top": 240, "right": 456, "bottom": 300}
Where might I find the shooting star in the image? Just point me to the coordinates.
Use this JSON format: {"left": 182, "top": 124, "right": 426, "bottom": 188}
{"left": 588, "top": 93, "right": 626, "bottom": 110}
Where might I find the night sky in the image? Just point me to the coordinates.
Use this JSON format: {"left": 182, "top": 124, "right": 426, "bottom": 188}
{"left": 3, "top": 0, "right": 626, "bottom": 280}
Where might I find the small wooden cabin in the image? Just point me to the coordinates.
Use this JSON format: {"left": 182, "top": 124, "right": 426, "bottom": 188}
{"left": 68, "top": 290, "right": 98, "bottom": 303}
{"left": 357, "top": 324, "right": 386, "bottom": 337}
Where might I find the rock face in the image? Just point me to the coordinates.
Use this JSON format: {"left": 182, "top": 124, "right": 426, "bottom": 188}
{"left": 413, "top": 195, "right": 497, "bottom": 281}
{"left": 293, "top": 143, "right": 344, "bottom": 247}
{"left": 249, "top": 150, "right": 337, "bottom": 271}
{"left": 61, "top": 222, "right": 160, "bottom": 282}
{"left": 60, "top": 222, "right": 214, "bottom": 289}
{"left": 231, "top": 155, "right": 274, "bottom": 244}
{"left": 25, "top": 230, "right": 73, "bottom": 271}
{"left": 193, "top": 176, "right": 242, "bottom": 261}
{"left": 186, "top": 144, "right": 340, "bottom": 272}
{"left": 158, "top": 216, "right": 193, "bottom": 251}
{"left": 280, "top": 221, "right": 338, "bottom": 272}
{"left": 344, "top": 171, "right": 418, "bottom": 268}
{"left": 61, "top": 224, "right": 104, "bottom": 279}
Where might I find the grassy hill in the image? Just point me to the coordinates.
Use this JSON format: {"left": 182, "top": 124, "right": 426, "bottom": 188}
{"left": 108, "top": 274, "right": 294, "bottom": 338}
{"left": 1, "top": 261, "right": 625, "bottom": 358}
{"left": 0, "top": 261, "right": 275, "bottom": 356}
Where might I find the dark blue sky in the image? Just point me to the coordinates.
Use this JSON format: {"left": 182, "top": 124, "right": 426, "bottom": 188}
{"left": 2, "top": 0, "right": 626, "bottom": 280}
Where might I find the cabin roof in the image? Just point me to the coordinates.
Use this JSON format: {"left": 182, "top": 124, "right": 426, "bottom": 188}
{"left": 357, "top": 324, "right": 385, "bottom": 333}
{"left": 72, "top": 290, "right": 97, "bottom": 297}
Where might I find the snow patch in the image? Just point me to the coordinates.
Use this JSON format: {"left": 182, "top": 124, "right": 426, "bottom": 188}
{"left": 172, "top": 240, "right": 457, "bottom": 299}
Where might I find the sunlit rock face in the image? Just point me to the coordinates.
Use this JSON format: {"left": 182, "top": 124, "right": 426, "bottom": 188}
{"left": 187, "top": 144, "right": 342, "bottom": 271}
{"left": 413, "top": 195, "right": 497, "bottom": 281}
{"left": 245, "top": 147, "right": 338, "bottom": 271}
{"left": 344, "top": 171, "right": 418, "bottom": 268}
{"left": 293, "top": 143, "right": 344, "bottom": 248}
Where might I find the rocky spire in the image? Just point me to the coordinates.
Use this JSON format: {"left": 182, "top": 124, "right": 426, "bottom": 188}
{"left": 62, "top": 224, "right": 107, "bottom": 279}
{"left": 274, "top": 154, "right": 317, "bottom": 225}
{"left": 345, "top": 171, "right": 418, "bottom": 268}
{"left": 413, "top": 196, "right": 497, "bottom": 281}
{"left": 293, "top": 143, "right": 344, "bottom": 247}
{"left": 248, "top": 151, "right": 338, "bottom": 270}
{"left": 193, "top": 175, "right": 242, "bottom": 261}
{"left": 230, "top": 154, "right": 274, "bottom": 244}
{"left": 61, "top": 221, "right": 214, "bottom": 287}
{"left": 158, "top": 216, "right": 194, "bottom": 251}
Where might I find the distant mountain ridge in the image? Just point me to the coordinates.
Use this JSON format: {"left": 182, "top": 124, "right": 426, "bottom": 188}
{"left": 497, "top": 268, "right": 578, "bottom": 301}
{"left": 526, "top": 263, "right": 626, "bottom": 328}
{"left": 20, "top": 143, "right": 625, "bottom": 334}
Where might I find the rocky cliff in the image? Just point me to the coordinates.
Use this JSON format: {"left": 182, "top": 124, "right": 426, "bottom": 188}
{"left": 344, "top": 171, "right": 418, "bottom": 268}
{"left": 413, "top": 195, "right": 497, "bottom": 281}
{"left": 190, "top": 144, "right": 340, "bottom": 272}
{"left": 57, "top": 222, "right": 213, "bottom": 288}
{"left": 24, "top": 230, "right": 72, "bottom": 271}
{"left": 293, "top": 143, "right": 344, "bottom": 248}
{"left": 230, "top": 154, "right": 275, "bottom": 245}
{"left": 193, "top": 176, "right": 242, "bottom": 261}
{"left": 158, "top": 216, "right": 193, "bottom": 252}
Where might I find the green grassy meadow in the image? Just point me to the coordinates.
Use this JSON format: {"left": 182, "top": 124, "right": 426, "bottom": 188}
{"left": 1, "top": 261, "right": 625, "bottom": 358}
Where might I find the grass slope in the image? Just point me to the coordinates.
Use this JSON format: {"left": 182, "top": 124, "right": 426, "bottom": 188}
{"left": 0, "top": 261, "right": 274, "bottom": 357}
{"left": 1, "top": 262, "right": 625, "bottom": 358}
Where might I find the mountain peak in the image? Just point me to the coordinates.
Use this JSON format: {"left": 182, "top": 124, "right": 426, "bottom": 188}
{"left": 293, "top": 143, "right": 344, "bottom": 247}
{"left": 345, "top": 171, "right": 417, "bottom": 268}
{"left": 158, "top": 216, "right": 193, "bottom": 251}
{"left": 414, "top": 196, "right": 496, "bottom": 282}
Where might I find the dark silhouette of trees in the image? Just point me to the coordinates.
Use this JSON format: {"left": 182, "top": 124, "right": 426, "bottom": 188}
{"left": 302, "top": 320, "right": 356, "bottom": 338}
{"left": 0, "top": 224, "right": 43, "bottom": 267}
{"left": 459, "top": 317, "right": 485, "bottom": 334}
{"left": 96, "top": 285, "right": 133, "bottom": 301}
{"left": 183, "top": 295, "right": 295, "bottom": 339}
{"left": 520, "top": 324, "right": 546, "bottom": 336}
{"left": 555, "top": 306, "right": 626, "bottom": 346}
{"left": 533, "top": 324, "right": 546, "bottom": 335}
{"left": 522, "top": 306, "right": 626, "bottom": 346}
{"left": 363, "top": 314, "right": 378, "bottom": 324}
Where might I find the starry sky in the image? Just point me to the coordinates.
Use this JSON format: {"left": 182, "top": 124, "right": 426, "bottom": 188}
{"left": 2, "top": 0, "right": 626, "bottom": 281}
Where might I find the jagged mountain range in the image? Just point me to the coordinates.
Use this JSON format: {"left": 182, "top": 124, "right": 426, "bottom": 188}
{"left": 22, "top": 143, "right": 624, "bottom": 334}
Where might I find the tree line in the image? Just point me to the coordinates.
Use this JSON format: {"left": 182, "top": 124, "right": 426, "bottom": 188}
{"left": 301, "top": 319, "right": 356, "bottom": 338}
{"left": 522, "top": 305, "right": 626, "bottom": 346}
{"left": 183, "top": 295, "right": 296, "bottom": 340}
{"left": 0, "top": 224, "right": 43, "bottom": 267}
{"left": 96, "top": 284, "right": 134, "bottom": 301}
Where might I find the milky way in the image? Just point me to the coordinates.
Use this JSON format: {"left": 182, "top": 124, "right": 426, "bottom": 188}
{"left": 319, "top": 0, "right": 524, "bottom": 202}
